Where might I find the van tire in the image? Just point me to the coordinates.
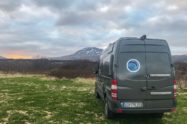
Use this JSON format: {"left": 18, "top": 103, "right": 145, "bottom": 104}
{"left": 104, "top": 99, "right": 114, "bottom": 119}
{"left": 95, "top": 87, "right": 100, "bottom": 99}
{"left": 96, "top": 91, "right": 100, "bottom": 99}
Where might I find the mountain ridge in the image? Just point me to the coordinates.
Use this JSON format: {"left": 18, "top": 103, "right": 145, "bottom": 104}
{"left": 51, "top": 47, "right": 187, "bottom": 63}
{"left": 172, "top": 54, "right": 187, "bottom": 63}
{"left": 52, "top": 47, "right": 103, "bottom": 62}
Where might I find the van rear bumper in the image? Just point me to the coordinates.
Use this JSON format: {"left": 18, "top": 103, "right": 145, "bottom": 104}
{"left": 112, "top": 108, "right": 174, "bottom": 114}
{"left": 108, "top": 98, "right": 176, "bottom": 114}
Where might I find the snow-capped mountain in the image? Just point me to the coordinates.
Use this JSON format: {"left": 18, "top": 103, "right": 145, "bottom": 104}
{"left": 53, "top": 47, "right": 103, "bottom": 62}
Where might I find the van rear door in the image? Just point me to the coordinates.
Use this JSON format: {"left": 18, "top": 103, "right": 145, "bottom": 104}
{"left": 145, "top": 51, "right": 174, "bottom": 109}
{"left": 145, "top": 52, "right": 173, "bottom": 100}
{"left": 117, "top": 43, "right": 146, "bottom": 100}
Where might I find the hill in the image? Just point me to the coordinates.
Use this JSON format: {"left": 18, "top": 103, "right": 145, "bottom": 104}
{"left": 52, "top": 47, "right": 103, "bottom": 62}
{"left": 172, "top": 55, "right": 187, "bottom": 63}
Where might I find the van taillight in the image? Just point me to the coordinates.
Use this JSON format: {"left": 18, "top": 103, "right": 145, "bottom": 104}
{"left": 173, "top": 80, "right": 177, "bottom": 99}
{"left": 111, "top": 80, "right": 118, "bottom": 100}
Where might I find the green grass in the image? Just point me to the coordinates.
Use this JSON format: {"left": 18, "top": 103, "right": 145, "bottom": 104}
{"left": 0, "top": 75, "right": 187, "bottom": 124}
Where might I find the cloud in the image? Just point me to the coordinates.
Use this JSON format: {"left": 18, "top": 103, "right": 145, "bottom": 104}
{"left": 0, "top": 0, "right": 23, "bottom": 12}
{"left": 0, "top": 0, "right": 187, "bottom": 58}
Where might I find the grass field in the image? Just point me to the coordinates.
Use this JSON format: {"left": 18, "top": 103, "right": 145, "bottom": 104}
{"left": 0, "top": 75, "right": 187, "bottom": 124}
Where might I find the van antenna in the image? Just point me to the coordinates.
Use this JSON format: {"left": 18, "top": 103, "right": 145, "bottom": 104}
{"left": 140, "top": 35, "right": 146, "bottom": 40}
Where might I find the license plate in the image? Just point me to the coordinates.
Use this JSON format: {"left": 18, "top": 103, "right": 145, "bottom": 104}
{"left": 121, "top": 102, "right": 143, "bottom": 108}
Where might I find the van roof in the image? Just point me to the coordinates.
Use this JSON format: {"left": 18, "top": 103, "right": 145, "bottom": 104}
{"left": 118, "top": 37, "right": 168, "bottom": 46}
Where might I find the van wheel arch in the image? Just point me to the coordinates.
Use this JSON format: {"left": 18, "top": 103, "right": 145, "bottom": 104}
{"left": 95, "top": 82, "right": 101, "bottom": 99}
{"left": 103, "top": 88, "right": 107, "bottom": 101}
{"left": 104, "top": 97, "right": 114, "bottom": 119}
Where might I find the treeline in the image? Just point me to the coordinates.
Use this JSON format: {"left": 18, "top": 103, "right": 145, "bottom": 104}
{"left": 49, "top": 60, "right": 97, "bottom": 78}
{"left": 0, "top": 59, "right": 55, "bottom": 74}
{"left": 0, "top": 59, "right": 186, "bottom": 88}
{"left": 0, "top": 59, "right": 97, "bottom": 78}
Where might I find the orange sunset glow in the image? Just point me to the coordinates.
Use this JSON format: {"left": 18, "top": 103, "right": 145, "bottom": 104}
{"left": 5, "top": 54, "right": 32, "bottom": 59}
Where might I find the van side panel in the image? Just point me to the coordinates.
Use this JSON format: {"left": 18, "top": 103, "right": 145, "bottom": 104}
{"left": 97, "top": 43, "right": 117, "bottom": 101}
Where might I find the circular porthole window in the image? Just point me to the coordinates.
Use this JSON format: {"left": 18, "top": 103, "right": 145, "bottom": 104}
{"left": 126, "top": 59, "right": 141, "bottom": 73}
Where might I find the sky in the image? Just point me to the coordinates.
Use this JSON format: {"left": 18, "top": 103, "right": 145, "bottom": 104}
{"left": 0, "top": 0, "right": 187, "bottom": 59}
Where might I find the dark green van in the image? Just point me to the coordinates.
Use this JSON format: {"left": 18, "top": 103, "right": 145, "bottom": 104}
{"left": 95, "top": 35, "right": 176, "bottom": 118}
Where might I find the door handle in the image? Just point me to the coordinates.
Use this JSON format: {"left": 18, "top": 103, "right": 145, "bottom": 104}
{"left": 144, "top": 74, "right": 150, "bottom": 79}
{"left": 149, "top": 86, "right": 156, "bottom": 90}
{"left": 144, "top": 75, "right": 147, "bottom": 78}
{"left": 141, "top": 87, "right": 147, "bottom": 91}
{"left": 141, "top": 86, "right": 156, "bottom": 91}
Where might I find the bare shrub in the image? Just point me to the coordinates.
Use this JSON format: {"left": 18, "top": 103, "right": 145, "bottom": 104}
{"left": 48, "top": 60, "right": 97, "bottom": 78}
{"left": 175, "top": 62, "right": 187, "bottom": 89}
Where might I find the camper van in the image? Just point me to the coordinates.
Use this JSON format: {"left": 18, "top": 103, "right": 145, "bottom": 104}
{"left": 95, "top": 35, "right": 176, "bottom": 118}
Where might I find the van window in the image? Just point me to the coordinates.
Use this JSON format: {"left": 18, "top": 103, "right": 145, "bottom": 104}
{"left": 120, "top": 44, "right": 145, "bottom": 52}
{"left": 145, "top": 45, "right": 168, "bottom": 52}
{"left": 102, "top": 55, "right": 110, "bottom": 75}
{"left": 146, "top": 53, "right": 171, "bottom": 74}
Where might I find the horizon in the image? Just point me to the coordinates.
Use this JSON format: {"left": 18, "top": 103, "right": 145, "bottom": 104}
{"left": 1, "top": 46, "right": 187, "bottom": 60}
{"left": 0, "top": 0, "right": 187, "bottom": 59}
